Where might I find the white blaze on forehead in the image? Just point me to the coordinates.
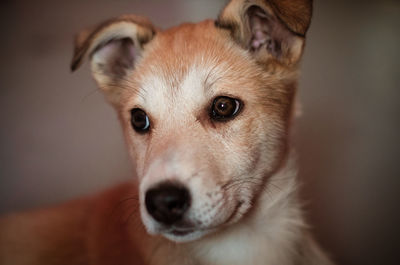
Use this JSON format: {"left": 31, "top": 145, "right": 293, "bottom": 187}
{"left": 137, "top": 62, "right": 220, "bottom": 124}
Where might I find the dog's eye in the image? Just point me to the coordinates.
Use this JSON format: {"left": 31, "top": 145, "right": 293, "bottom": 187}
{"left": 131, "top": 108, "right": 150, "bottom": 133}
{"left": 211, "top": 96, "right": 242, "bottom": 121}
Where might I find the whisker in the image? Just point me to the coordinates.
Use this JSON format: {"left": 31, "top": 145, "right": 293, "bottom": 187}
{"left": 106, "top": 197, "right": 139, "bottom": 228}
{"left": 123, "top": 208, "right": 139, "bottom": 225}
{"left": 81, "top": 87, "right": 101, "bottom": 102}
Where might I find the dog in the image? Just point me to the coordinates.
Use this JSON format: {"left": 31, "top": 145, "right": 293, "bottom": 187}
{"left": 0, "top": 0, "right": 334, "bottom": 264}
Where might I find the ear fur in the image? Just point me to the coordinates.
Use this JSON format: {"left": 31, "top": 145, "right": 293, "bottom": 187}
{"left": 70, "top": 15, "right": 156, "bottom": 104}
{"left": 216, "top": 0, "right": 313, "bottom": 66}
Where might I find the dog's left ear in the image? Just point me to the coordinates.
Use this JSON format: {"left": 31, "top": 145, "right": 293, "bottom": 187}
{"left": 70, "top": 15, "right": 156, "bottom": 105}
{"left": 216, "top": 0, "right": 313, "bottom": 66}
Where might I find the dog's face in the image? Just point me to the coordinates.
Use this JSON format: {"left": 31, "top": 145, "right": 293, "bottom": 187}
{"left": 120, "top": 23, "right": 292, "bottom": 242}
{"left": 72, "top": 0, "right": 312, "bottom": 242}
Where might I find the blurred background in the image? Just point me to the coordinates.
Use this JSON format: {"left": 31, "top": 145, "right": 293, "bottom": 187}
{"left": 0, "top": 0, "right": 399, "bottom": 264}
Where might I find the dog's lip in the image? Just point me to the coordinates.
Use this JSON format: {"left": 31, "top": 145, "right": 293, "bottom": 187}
{"left": 162, "top": 222, "right": 197, "bottom": 236}
{"left": 224, "top": 200, "right": 244, "bottom": 224}
{"left": 169, "top": 228, "right": 195, "bottom": 236}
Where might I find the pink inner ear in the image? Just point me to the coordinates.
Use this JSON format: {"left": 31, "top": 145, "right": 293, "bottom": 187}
{"left": 96, "top": 41, "right": 122, "bottom": 59}
{"left": 247, "top": 5, "right": 295, "bottom": 59}
{"left": 250, "top": 12, "right": 270, "bottom": 50}
{"left": 96, "top": 38, "right": 135, "bottom": 64}
{"left": 251, "top": 28, "right": 269, "bottom": 49}
{"left": 93, "top": 38, "right": 136, "bottom": 77}
{"left": 125, "top": 40, "right": 136, "bottom": 60}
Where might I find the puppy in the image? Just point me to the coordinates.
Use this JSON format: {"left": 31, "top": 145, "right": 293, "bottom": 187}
{"left": 0, "top": 0, "right": 334, "bottom": 264}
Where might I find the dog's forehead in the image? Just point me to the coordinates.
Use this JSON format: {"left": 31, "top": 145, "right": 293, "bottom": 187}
{"left": 130, "top": 20, "right": 253, "bottom": 119}
{"left": 138, "top": 64, "right": 212, "bottom": 119}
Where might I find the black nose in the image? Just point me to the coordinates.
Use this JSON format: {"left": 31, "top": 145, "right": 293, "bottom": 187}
{"left": 145, "top": 182, "right": 191, "bottom": 225}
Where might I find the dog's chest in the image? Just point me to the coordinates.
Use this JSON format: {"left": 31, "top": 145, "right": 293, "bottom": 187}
{"left": 199, "top": 232, "right": 269, "bottom": 265}
{"left": 192, "top": 221, "right": 298, "bottom": 265}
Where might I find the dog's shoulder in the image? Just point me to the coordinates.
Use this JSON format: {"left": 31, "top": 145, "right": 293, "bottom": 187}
{"left": 0, "top": 195, "right": 93, "bottom": 264}
{"left": 0, "top": 182, "right": 147, "bottom": 265}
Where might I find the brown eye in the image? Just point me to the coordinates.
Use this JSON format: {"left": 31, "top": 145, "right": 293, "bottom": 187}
{"left": 131, "top": 108, "right": 150, "bottom": 133}
{"left": 211, "top": 96, "right": 242, "bottom": 121}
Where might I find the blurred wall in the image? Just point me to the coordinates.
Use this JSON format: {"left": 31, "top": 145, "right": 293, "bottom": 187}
{"left": 0, "top": 0, "right": 399, "bottom": 265}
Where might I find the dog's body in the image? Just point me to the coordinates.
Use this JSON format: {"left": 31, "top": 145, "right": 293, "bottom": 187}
{"left": 0, "top": 1, "right": 334, "bottom": 264}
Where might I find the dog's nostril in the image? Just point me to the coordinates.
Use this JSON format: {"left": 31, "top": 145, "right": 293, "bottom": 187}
{"left": 145, "top": 182, "right": 191, "bottom": 225}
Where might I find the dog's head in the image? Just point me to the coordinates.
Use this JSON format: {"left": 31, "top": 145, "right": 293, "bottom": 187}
{"left": 71, "top": 0, "right": 312, "bottom": 242}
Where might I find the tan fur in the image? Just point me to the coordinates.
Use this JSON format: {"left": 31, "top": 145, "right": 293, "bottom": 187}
{"left": 0, "top": 1, "right": 334, "bottom": 264}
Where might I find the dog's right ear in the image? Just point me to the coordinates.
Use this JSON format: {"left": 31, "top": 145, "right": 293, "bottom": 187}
{"left": 70, "top": 15, "right": 156, "bottom": 104}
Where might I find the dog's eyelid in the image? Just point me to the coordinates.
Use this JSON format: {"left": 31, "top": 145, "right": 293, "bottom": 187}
{"left": 233, "top": 99, "right": 240, "bottom": 114}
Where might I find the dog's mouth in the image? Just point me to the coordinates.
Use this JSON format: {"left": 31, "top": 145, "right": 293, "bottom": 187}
{"left": 160, "top": 226, "right": 208, "bottom": 242}
{"left": 162, "top": 221, "right": 198, "bottom": 237}
{"left": 169, "top": 228, "right": 195, "bottom": 236}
